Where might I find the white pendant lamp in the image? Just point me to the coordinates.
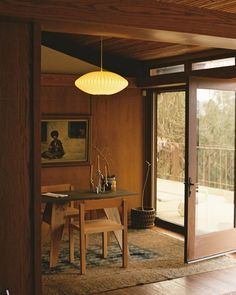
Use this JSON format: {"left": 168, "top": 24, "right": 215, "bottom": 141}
{"left": 75, "top": 37, "right": 128, "bottom": 95}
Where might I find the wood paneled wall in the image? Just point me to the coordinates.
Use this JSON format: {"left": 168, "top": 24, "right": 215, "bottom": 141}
{"left": 0, "top": 21, "right": 41, "bottom": 295}
{"left": 41, "top": 74, "right": 143, "bottom": 209}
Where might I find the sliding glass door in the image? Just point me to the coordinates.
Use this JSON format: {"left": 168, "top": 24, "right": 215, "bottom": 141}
{"left": 153, "top": 77, "right": 236, "bottom": 262}
{"left": 186, "top": 77, "right": 236, "bottom": 262}
{"left": 156, "top": 91, "right": 185, "bottom": 227}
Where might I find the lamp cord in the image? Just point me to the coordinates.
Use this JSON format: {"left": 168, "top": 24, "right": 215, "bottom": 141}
{"left": 100, "top": 36, "right": 103, "bottom": 71}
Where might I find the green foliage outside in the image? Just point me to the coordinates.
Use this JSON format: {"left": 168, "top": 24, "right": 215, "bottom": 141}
{"left": 157, "top": 90, "right": 235, "bottom": 190}
{"left": 157, "top": 91, "right": 185, "bottom": 182}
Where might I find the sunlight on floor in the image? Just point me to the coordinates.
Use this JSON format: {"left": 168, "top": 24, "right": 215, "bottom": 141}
{"left": 156, "top": 178, "right": 234, "bottom": 235}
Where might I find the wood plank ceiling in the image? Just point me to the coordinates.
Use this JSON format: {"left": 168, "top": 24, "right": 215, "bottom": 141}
{"left": 162, "top": 0, "right": 236, "bottom": 12}
{"left": 42, "top": 32, "right": 210, "bottom": 61}
{"left": 42, "top": 0, "right": 236, "bottom": 77}
{"left": 42, "top": 31, "right": 218, "bottom": 76}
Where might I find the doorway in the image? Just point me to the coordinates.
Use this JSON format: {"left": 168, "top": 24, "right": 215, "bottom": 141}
{"left": 155, "top": 85, "right": 235, "bottom": 233}
{"left": 155, "top": 90, "right": 186, "bottom": 231}
{"left": 154, "top": 78, "right": 236, "bottom": 261}
{"left": 186, "top": 76, "right": 236, "bottom": 262}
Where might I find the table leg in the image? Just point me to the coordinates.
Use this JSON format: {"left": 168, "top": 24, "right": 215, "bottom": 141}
{"left": 41, "top": 221, "right": 50, "bottom": 245}
{"left": 42, "top": 203, "right": 52, "bottom": 245}
{"left": 49, "top": 203, "right": 67, "bottom": 267}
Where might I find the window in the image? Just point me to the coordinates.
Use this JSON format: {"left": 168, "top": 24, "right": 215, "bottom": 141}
{"left": 150, "top": 64, "right": 185, "bottom": 76}
{"left": 156, "top": 91, "right": 186, "bottom": 227}
{"left": 192, "top": 57, "right": 235, "bottom": 71}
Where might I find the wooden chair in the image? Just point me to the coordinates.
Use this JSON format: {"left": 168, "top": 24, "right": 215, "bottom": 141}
{"left": 41, "top": 183, "right": 79, "bottom": 267}
{"left": 69, "top": 198, "right": 128, "bottom": 274}
{"left": 41, "top": 184, "right": 79, "bottom": 229}
{"left": 41, "top": 183, "right": 78, "bottom": 218}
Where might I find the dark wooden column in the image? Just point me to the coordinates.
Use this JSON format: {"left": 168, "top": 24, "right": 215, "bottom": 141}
{"left": 143, "top": 89, "right": 156, "bottom": 208}
{"left": 0, "top": 20, "right": 41, "bottom": 295}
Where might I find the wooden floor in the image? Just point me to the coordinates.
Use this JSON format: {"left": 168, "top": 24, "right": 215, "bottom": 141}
{"left": 98, "top": 227, "right": 236, "bottom": 295}
{"left": 98, "top": 266, "right": 236, "bottom": 295}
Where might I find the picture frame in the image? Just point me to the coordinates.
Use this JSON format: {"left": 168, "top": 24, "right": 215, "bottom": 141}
{"left": 41, "top": 114, "right": 91, "bottom": 167}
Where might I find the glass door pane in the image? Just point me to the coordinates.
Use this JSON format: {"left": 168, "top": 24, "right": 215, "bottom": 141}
{"left": 196, "top": 88, "right": 235, "bottom": 235}
{"left": 156, "top": 91, "right": 185, "bottom": 226}
{"left": 186, "top": 77, "right": 236, "bottom": 263}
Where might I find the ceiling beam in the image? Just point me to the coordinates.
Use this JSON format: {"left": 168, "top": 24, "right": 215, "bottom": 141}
{"left": 144, "top": 49, "right": 236, "bottom": 68}
{"left": 41, "top": 32, "right": 141, "bottom": 77}
{"left": 138, "top": 66, "right": 236, "bottom": 88}
{"left": 2, "top": 1, "right": 236, "bottom": 49}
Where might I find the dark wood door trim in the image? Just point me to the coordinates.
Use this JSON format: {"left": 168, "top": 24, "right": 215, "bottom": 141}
{"left": 32, "top": 23, "right": 42, "bottom": 295}
{"left": 143, "top": 90, "right": 155, "bottom": 208}
{"left": 187, "top": 76, "right": 236, "bottom": 262}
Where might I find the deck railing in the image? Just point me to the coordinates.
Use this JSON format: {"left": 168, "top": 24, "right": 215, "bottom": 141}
{"left": 157, "top": 142, "right": 234, "bottom": 191}
{"left": 197, "top": 146, "right": 234, "bottom": 190}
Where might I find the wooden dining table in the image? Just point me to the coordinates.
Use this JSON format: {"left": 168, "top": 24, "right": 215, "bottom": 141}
{"left": 41, "top": 189, "right": 137, "bottom": 267}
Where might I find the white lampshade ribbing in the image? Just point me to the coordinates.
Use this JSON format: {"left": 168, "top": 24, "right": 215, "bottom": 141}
{"left": 75, "top": 37, "right": 128, "bottom": 95}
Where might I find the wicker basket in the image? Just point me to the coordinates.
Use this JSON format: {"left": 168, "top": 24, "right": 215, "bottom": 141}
{"left": 131, "top": 207, "right": 156, "bottom": 229}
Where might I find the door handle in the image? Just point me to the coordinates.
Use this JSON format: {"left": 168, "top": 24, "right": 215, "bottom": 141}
{"left": 186, "top": 177, "right": 194, "bottom": 197}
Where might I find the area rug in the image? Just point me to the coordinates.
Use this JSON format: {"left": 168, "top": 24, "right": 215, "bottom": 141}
{"left": 42, "top": 229, "right": 236, "bottom": 295}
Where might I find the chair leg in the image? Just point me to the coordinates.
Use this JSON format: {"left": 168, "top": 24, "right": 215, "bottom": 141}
{"left": 85, "top": 234, "right": 89, "bottom": 249}
{"left": 107, "top": 232, "right": 110, "bottom": 245}
{"left": 79, "top": 203, "right": 86, "bottom": 274}
{"left": 69, "top": 222, "right": 74, "bottom": 263}
{"left": 80, "top": 233, "right": 86, "bottom": 274}
{"left": 102, "top": 232, "right": 108, "bottom": 258}
{"left": 122, "top": 229, "right": 128, "bottom": 268}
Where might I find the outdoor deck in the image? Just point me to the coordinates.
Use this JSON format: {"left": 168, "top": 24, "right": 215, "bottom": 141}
{"left": 156, "top": 178, "right": 234, "bottom": 234}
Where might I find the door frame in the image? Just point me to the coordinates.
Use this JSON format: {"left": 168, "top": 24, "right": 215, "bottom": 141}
{"left": 152, "top": 86, "right": 187, "bottom": 233}
{"left": 185, "top": 76, "right": 236, "bottom": 263}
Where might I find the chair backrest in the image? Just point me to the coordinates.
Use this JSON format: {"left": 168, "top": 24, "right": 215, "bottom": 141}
{"left": 81, "top": 198, "right": 127, "bottom": 225}
{"left": 83, "top": 198, "right": 124, "bottom": 211}
{"left": 41, "top": 184, "right": 75, "bottom": 208}
{"left": 41, "top": 183, "right": 74, "bottom": 193}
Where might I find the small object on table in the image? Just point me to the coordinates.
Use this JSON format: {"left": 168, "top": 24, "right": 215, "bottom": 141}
{"left": 42, "top": 192, "right": 69, "bottom": 198}
{"left": 111, "top": 178, "right": 117, "bottom": 192}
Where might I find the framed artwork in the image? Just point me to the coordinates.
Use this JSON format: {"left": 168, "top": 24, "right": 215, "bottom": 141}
{"left": 41, "top": 114, "right": 91, "bottom": 167}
